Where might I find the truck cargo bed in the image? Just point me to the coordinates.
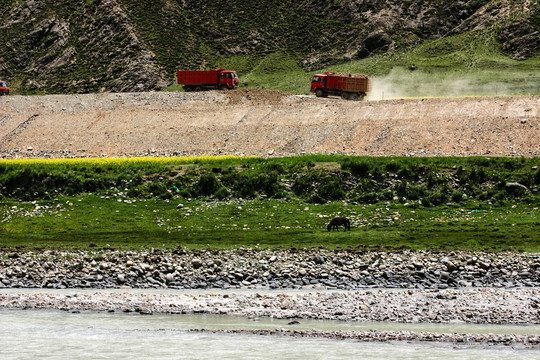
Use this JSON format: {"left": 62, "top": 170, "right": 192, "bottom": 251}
{"left": 176, "top": 70, "right": 220, "bottom": 85}
{"left": 326, "top": 73, "right": 371, "bottom": 93}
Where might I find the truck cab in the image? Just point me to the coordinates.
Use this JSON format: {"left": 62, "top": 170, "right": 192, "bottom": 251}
{"left": 310, "top": 73, "right": 328, "bottom": 97}
{"left": 219, "top": 70, "right": 239, "bottom": 89}
{"left": 0, "top": 80, "right": 9, "bottom": 95}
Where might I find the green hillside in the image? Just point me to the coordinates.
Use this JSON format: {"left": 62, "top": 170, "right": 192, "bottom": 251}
{"left": 0, "top": 0, "right": 538, "bottom": 95}
{"left": 225, "top": 30, "right": 540, "bottom": 97}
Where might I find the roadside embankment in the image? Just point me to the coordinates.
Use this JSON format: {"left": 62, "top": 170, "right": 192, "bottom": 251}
{"left": 1, "top": 91, "right": 538, "bottom": 158}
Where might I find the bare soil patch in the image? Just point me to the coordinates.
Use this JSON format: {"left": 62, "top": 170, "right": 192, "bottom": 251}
{"left": 0, "top": 90, "right": 538, "bottom": 158}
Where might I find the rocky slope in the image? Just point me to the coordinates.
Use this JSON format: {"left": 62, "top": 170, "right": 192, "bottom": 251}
{"left": 0, "top": 0, "right": 538, "bottom": 93}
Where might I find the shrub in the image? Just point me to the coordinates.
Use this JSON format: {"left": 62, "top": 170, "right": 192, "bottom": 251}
{"left": 380, "top": 190, "right": 394, "bottom": 201}
{"left": 428, "top": 191, "right": 448, "bottom": 206}
{"left": 196, "top": 173, "right": 221, "bottom": 196}
{"left": 262, "top": 163, "right": 285, "bottom": 174}
{"left": 215, "top": 186, "right": 230, "bottom": 200}
{"left": 159, "top": 191, "right": 173, "bottom": 200}
{"left": 342, "top": 158, "right": 371, "bottom": 177}
{"left": 292, "top": 170, "right": 345, "bottom": 202}
{"left": 126, "top": 187, "right": 143, "bottom": 197}
{"left": 356, "top": 192, "right": 378, "bottom": 204}
{"left": 221, "top": 169, "right": 283, "bottom": 198}
{"left": 420, "top": 196, "right": 433, "bottom": 207}
{"left": 451, "top": 191, "right": 464, "bottom": 203}
{"left": 291, "top": 173, "right": 315, "bottom": 196}
{"left": 356, "top": 178, "right": 376, "bottom": 193}
{"left": 316, "top": 175, "right": 345, "bottom": 202}
{"left": 468, "top": 167, "right": 487, "bottom": 183}
{"left": 385, "top": 161, "right": 401, "bottom": 173}
{"left": 146, "top": 182, "right": 170, "bottom": 198}
{"left": 180, "top": 188, "right": 192, "bottom": 198}
{"left": 406, "top": 184, "right": 426, "bottom": 200}
{"left": 503, "top": 159, "right": 519, "bottom": 170}
{"left": 395, "top": 180, "right": 408, "bottom": 198}
{"left": 505, "top": 183, "right": 529, "bottom": 198}
{"left": 408, "top": 164, "right": 431, "bottom": 180}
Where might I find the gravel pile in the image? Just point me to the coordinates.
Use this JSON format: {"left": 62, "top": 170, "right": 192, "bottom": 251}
{"left": 1, "top": 248, "right": 538, "bottom": 290}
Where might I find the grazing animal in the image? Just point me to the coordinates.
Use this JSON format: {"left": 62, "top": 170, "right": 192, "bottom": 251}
{"left": 327, "top": 217, "right": 350, "bottom": 232}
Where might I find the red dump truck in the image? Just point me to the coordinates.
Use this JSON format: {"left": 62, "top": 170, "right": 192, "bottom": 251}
{"left": 0, "top": 80, "right": 9, "bottom": 95}
{"left": 176, "top": 68, "right": 239, "bottom": 91}
{"left": 310, "top": 72, "right": 371, "bottom": 100}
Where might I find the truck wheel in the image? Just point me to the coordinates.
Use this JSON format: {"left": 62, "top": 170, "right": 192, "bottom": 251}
{"left": 341, "top": 92, "right": 349, "bottom": 100}
{"left": 220, "top": 85, "right": 228, "bottom": 90}
{"left": 350, "top": 93, "right": 360, "bottom": 101}
{"left": 194, "top": 86, "right": 203, "bottom": 92}
{"left": 315, "top": 89, "right": 324, "bottom": 97}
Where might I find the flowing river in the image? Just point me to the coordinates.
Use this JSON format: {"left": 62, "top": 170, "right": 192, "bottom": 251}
{"left": 1, "top": 289, "right": 539, "bottom": 359}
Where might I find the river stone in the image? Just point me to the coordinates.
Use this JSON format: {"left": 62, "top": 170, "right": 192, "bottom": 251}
{"left": 446, "top": 261, "right": 457, "bottom": 272}
{"left": 440, "top": 271, "right": 450, "bottom": 281}
{"left": 192, "top": 258, "right": 203, "bottom": 269}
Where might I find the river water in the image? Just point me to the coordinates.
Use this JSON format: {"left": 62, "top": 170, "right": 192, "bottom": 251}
{"left": 1, "top": 289, "right": 539, "bottom": 359}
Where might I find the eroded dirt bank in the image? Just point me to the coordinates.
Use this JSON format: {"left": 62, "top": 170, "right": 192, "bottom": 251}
{"left": 1, "top": 90, "right": 538, "bottom": 158}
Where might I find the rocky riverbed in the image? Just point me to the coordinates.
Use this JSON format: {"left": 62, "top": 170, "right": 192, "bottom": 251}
{"left": 2, "top": 290, "right": 539, "bottom": 349}
{"left": 189, "top": 328, "right": 540, "bottom": 347}
{"left": 1, "top": 287, "right": 539, "bottom": 325}
{"left": 2, "top": 248, "right": 539, "bottom": 347}
{"left": 1, "top": 248, "right": 538, "bottom": 290}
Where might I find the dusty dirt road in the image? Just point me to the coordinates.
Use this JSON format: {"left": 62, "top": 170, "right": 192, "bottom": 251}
{"left": 0, "top": 90, "right": 538, "bottom": 158}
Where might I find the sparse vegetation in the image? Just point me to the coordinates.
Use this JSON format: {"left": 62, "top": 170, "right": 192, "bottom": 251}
{"left": 1, "top": 155, "right": 538, "bottom": 251}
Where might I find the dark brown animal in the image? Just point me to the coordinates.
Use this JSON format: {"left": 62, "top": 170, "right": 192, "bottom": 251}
{"left": 327, "top": 217, "right": 350, "bottom": 231}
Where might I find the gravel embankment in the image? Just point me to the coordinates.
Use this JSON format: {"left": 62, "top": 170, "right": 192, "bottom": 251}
{"left": 1, "top": 248, "right": 538, "bottom": 290}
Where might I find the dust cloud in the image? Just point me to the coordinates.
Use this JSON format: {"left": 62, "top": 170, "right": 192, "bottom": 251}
{"left": 367, "top": 67, "right": 516, "bottom": 100}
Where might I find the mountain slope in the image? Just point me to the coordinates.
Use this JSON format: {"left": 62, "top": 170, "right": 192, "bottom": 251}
{"left": 0, "top": 0, "right": 538, "bottom": 94}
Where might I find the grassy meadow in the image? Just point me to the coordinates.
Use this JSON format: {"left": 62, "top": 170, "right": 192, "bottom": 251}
{"left": 1, "top": 155, "right": 539, "bottom": 251}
